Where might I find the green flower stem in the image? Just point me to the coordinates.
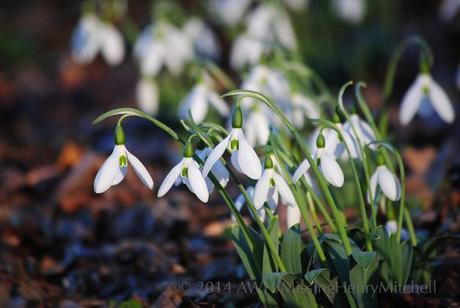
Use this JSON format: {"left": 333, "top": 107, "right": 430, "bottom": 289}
{"left": 355, "top": 82, "right": 395, "bottom": 172}
{"left": 356, "top": 83, "right": 418, "bottom": 242}
{"left": 239, "top": 185, "right": 287, "bottom": 272}
{"left": 337, "top": 82, "right": 376, "bottom": 228}
{"left": 369, "top": 142, "right": 413, "bottom": 245}
{"left": 93, "top": 107, "right": 256, "bottom": 254}
{"left": 224, "top": 90, "right": 353, "bottom": 256}
{"left": 299, "top": 178, "right": 336, "bottom": 232}
{"left": 186, "top": 114, "right": 287, "bottom": 272}
{"left": 312, "top": 118, "right": 373, "bottom": 252}
{"left": 383, "top": 35, "right": 434, "bottom": 100}
{"left": 404, "top": 208, "right": 417, "bottom": 247}
{"left": 270, "top": 140, "right": 327, "bottom": 262}
{"left": 307, "top": 192, "right": 323, "bottom": 232}
{"left": 270, "top": 133, "right": 336, "bottom": 232}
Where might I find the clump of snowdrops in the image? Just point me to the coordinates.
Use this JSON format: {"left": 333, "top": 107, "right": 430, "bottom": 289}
{"left": 77, "top": 1, "right": 458, "bottom": 307}
{"left": 92, "top": 80, "right": 426, "bottom": 307}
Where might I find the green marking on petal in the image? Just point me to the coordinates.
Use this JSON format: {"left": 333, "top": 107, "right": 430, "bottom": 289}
{"left": 270, "top": 178, "right": 275, "bottom": 187}
{"left": 119, "top": 155, "right": 128, "bottom": 167}
{"left": 422, "top": 85, "right": 429, "bottom": 96}
{"left": 181, "top": 167, "right": 188, "bottom": 177}
{"left": 230, "top": 139, "right": 239, "bottom": 151}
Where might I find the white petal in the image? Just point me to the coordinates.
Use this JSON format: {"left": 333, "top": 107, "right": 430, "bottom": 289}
{"left": 367, "top": 168, "right": 379, "bottom": 203}
{"left": 157, "top": 160, "right": 183, "bottom": 197}
{"left": 377, "top": 166, "right": 401, "bottom": 201}
{"left": 399, "top": 76, "right": 424, "bottom": 125}
{"left": 286, "top": 204, "right": 301, "bottom": 228}
{"left": 94, "top": 145, "right": 126, "bottom": 193}
{"left": 385, "top": 220, "right": 398, "bottom": 235}
{"left": 100, "top": 23, "right": 124, "bottom": 66}
{"left": 267, "top": 187, "right": 279, "bottom": 210}
{"left": 202, "top": 134, "right": 231, "bottom": 176}
{"left": 292, "top": 159, "right": 310, "bottom": 182}
{"left": 71, "top": 14, "right": 100, "bottom": 64}
{"left": 211, "top": 160, "right": 230, "bottom": 188}
{"left": 429, "top": 79, "right": 455, "bottom": 123}
{"left": 140, "top": 42, "right": 165, "bottom": 76}
{"left": 179, "top": 85, "right": 208, "bottom": 122}
{"left": 234, "top": 130, "right": 262, "bottom": 179}
{"left": 188, "top": 161, "right": 209, "bottom": 202}
{"left": 253, "top": 170, "right": 272, "bottom": 209}
{"left": 126, "top": 149, "right": 154, "bottom": 190}
{"left": 273, "top": 172, "right": 297, "bottom": 206}
{"left": 136, "top": 78, "right": 159, "bottom": 115}
{"left": 320, "top": 154, "right": 344, "bottom": 187}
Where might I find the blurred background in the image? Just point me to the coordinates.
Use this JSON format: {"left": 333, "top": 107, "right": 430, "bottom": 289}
{"left": 0, "top": 0, "right": 460, "bottom": 306}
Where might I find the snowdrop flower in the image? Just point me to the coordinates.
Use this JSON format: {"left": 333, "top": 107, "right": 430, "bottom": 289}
{"left": 385, "top": 220, "right": 408, "bottom": 240}
{"left": 233, "top": 186, "right": 270, "bottom": 223}
{"left": 178, "top": 75, "right": 229, "bottom": 123}
{"left": 230, "top": 33, "right": 266, "bottom": 70}
{"left": 246, "top": 4, "right": 297, "bottom": 51}
{"left": 208, "top": 0, "right": 252, "bottom": 26}
{"left": 98, "top": 22, "right": 125, "bottom": 66}
{"left": 243, "top": 107, "right": 271, "bottom": 146}
{"left": 136, "top": 77, "right": 159, "bottom": 115}
{"left": 71, "top": 14, "right": 100, "bottom": 64}
{"left": 343, "top": 113, "right": 377, "bottom": 152}
{"left": 133, "top": 22, "right": 193, "bottom": 77}
{"left": 293, "top": 133, "right": 344, "bottom": 187}
{"left": 255, "top": 157, "right": 300, "bottom": 228}
{"left": 254, "top": 156, "right": 297, "bottom": 208}
{"left": 71, "top": 14, "right": 124, "bottom": 66}
{"left": 196, "top": 147, "right": 229, "bottom": 193}
{"left": 94, "top": 125, "right": 153, "bottom": 193}
{"left": 399, "top": 73, "right": 455, "bottom": 125}
{"left": 158, "top": 143, "right": 209, "bottom": 203}
{"left": 368, "top": 155, "right": 401, "bottom": 202}
{"left": 203, "top": 106, "right": 262, "bottom": 180}
{"left": 242, "top": 65, "right": 291, "bottom": 111}
{"left": 314, "top": 114, "right": 361, "bottom": 160}
{"left": 332, "top": 0, "right": 365, "bottom": 24}
{"left": 439, "top": 0, "right": 460, "bottom": 22}
{"left": 183, "top": 18, "right": 220, "bottom": 60}
{"left": 290, "top": 93, "right": 321, "bottom": 128}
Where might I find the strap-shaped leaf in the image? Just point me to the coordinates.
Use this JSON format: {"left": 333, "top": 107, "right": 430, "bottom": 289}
{"left": 281, "top": 225, "right": 304, "bottom": 274}
{"left": 352, "top": 251, "right": 377, "bottom": 271}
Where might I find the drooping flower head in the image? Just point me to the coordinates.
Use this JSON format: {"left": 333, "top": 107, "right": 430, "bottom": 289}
{"left": 71, "top": 13, "right": 125, "bottom": 66}
{"left": 94, "top": 124, "right": 153, "bottom": 193}
{"left": 400, "top": 63, "right": 455, "bottom": 125}
{"left": 293, "top": 133, "right": 345, "bottom": 188}
{"left": 203, "top": 105, "right": 262, "bottom": 180}
{"left": 254, "top": 155, "right": 299, "bottom": 227}
{"left": 157, "top": 142, "right": 209, "bottom": 203}
{"left": 368, "top": 152, "right": 401, "bottom": 202}
{"left": 136, "top": 76, "right": 159, "bottom": 115}
{"left": 178, "top": 73, "right": 229, "bottom": 123}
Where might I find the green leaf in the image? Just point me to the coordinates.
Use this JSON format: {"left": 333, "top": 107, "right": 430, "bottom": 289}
{"left": 304, "top": 268, "right": 338, "bottom": 305}
{"left": 352, "top": 251, "right": 377, "bottom": 272}
{"left": 349, "top": 254, "right": 379, "bottom": 308}
{"left": 281, "top": 225, "right": 304, "bottom": 274}
{"left": 305, "top": 268, "right": 329, "bottom": 285}
{"left": 262, "top": 272, "right": 288, "bottom": 293}
{"left": 231, "top": 225, "right": 260, "bottom": 281}
{"left": 262, "top": 216, "right": 280, "bottom": 274}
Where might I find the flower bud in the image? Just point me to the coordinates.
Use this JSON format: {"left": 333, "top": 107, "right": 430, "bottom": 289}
{"left": 114, "top": 124, "right": 125, "bottom": 145}
{"left": 316, "top": 133, "right": 325, "bottom": 148}
{"left": 232, "top": 105, "right": 243, "bottom": 129}
{"left": 183, "top": 141, "right": 194, "bottom": 158}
